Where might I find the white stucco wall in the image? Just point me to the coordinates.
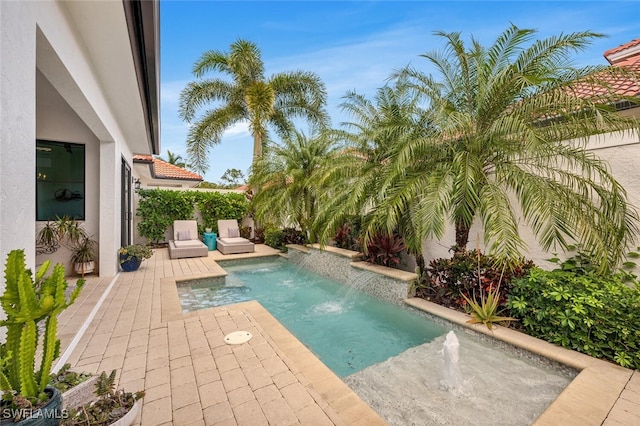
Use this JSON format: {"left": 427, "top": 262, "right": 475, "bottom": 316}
{"left": 0, "top": 2, "right": 38, "bottom": 272}
{"left": 35, "top": 70, "right": 100, "bottom": 272}
{"left": 421, "top": 129, "right": 640, "bottom": 270}
{"left": 1, "top": 0, "right": 155, "bottom": 280}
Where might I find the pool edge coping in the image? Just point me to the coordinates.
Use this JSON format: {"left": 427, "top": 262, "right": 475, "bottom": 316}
{"left": 160, "top": 261, "right": 387, "bottom": 425}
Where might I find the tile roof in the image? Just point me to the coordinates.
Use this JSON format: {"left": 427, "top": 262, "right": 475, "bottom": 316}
{"left": 571, "top": 38, "right": 640, "bottom": 100}
{"left": 604, "top": 38, "right": 640, "bottom": 63}
{"left": 133, "top": 154, "right": 203, "bottom": 181}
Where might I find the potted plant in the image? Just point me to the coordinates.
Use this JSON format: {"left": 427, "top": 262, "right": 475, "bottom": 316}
{"left": 118, "top": 244, "right": 153, "bottom": 272}
{"left": 0, "top": 249, "right": 84, "bottom": 424}
{"left": 70, "top": 236, "right": 98, "bottom": 277}
{"left": 62, "top": 370, "right": 144, "bottom": 426}
{"left": 37, "top": 216, "right": 99, "bottom": 277}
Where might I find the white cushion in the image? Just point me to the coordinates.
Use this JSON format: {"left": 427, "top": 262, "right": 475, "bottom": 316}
{"left": 219, "top": 237, "right": 251, "bottom": 245}
{"left": 177, "top": 230, "right": 191, "bottom": 241}
{"left": 227, "top": 227, "right": 240, "bottom": 238}
{"left": 173, "top": 240, "right": 205, "bottom": 248}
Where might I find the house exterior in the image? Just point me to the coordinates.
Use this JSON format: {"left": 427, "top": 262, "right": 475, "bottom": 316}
{"left": 422, "top": 38, "right": 640, "bottom": 267}
{"left": 0, "top": 0, "right": 160, "bottom": 278}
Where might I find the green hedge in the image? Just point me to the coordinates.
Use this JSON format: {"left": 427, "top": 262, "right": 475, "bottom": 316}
{"left": 196, "top": 192, "right": 249, "bottom": 233}
{"left": 136, "top": 189, "right": 196, "bottom": 244}
{"left": 508, "top": 268, "right": 640, "bottom": 369}
{"left": 136, "top": 189, "right": 249, "bottom": 244}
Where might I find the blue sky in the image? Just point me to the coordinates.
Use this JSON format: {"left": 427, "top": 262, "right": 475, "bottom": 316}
{"left": 160, "top": 1, "right": 640, "bottom": 183}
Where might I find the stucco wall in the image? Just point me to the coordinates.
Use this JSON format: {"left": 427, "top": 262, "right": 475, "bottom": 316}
{"left": 35, "top": 70, "right": 100, "bottom": 272}
{"left": 421, "top": 130, "right": 640, "bottom": 269}
{"left": 1, "top": 0, "right": 155, "bottom": 280}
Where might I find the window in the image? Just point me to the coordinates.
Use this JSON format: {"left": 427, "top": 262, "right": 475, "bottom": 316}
{"left": 36, "top": 140, "right": 85, "bottom": 220}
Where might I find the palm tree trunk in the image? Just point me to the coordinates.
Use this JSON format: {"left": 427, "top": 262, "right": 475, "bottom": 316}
{"left": 253, "top": 133, "right": 262, "bottom": 164}
{"left": 454, "top": 223, "right": 470, "bottom": 252}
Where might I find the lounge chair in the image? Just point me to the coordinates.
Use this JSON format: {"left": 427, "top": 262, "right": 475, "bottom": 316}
{"left": 217, "top": 220, "right": 255, "bottom": 255}
{"left": 168, "top": 220, "right": 208, "bottom": 259}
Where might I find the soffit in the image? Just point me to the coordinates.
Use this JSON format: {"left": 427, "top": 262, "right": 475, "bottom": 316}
{"left": 63, "top": 1, "right": 151, "bottom": 154}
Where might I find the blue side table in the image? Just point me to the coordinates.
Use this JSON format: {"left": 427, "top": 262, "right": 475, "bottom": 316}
{"left": 203, "top": 232, "right": 217, "bottom": 251}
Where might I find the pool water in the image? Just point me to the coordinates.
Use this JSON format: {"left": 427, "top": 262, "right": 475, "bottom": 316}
{"left": 178, "top": 257, "right": 448, "bottom": 377}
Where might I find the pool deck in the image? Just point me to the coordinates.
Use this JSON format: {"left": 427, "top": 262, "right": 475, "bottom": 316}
{"left": 56, "top": 245, "right": 640, "bottom": 425}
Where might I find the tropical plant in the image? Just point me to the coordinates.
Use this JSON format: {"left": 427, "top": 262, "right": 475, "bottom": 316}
{"left": 157, "top": 150, "right": 188, "bottom": 168}
{"left": 250, "top": 129, "right": 340, "bottom": 242}
{"left": 508, "top": 268, "right": 640, "bottom": 369}
{"left": 37, "top": 215, "right": 88, "bottom": 253}
{"left": 333, "top": 217, "right": 362, "bottom": 252}
{"left": 118, "top": 244, "right": 153, "bottom": 264}
{"left": 416, "top": 249, "right": 534, "bottom": 309}
{"left": 263, "top": 227, "right": 306, "bottom": 251}
{"left": 312, "top": 82, "right": 433, "bottom": 263}
{"left": 179, "top": 38, "right": 329, "bottom": 172}
{"left": 218, "top": 168, "right": 246, "bottom": 188}
{"left": 264, "top": 228, "right": 285, "bottom": 251}
{"left": 381, "top": 25, "right": 640, "bottom": 272}
{"left": 0, "top": 250, "right": 84, "bottom": 419}
{"left": 365, "top": 232, "right": 405, "bottom": 267}
{"left": 70, "top": 236, "right": 97, "bottom": 264}
{"left": 63, "top": 370, "right": 144, "bottom": 426}
{"left": 71, "top": 235, "right": 98, "bottom": 277}
{"left": 462, "top": 285, "right": 517, "bottom": 330}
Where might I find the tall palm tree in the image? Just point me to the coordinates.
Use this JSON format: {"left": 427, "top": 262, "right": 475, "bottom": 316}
{"left": 179, "top": 39, "right": 329, "bottom": 173}
{"left": 250, "top": 129, "right": 341, "bottom": 241}
{"left": 381, "top": 25, "right": 640, "bottom": 271}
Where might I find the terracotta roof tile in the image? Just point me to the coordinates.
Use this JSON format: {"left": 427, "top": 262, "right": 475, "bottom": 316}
{"left": 133, "top": 154, "right": 203, "bottom": 181}
{"left": 571, "top": 39, "right": 640, "bottom": 100}
{"left": 604, "top": 38, "right": 640, "bottom": 59}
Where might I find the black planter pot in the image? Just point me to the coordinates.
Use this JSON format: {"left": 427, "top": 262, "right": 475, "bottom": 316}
{"left": 119, "top": 255, "right": 141, "bottom": 272}
{"left": 1, "top": 386, "right": 63, "bottom": 425}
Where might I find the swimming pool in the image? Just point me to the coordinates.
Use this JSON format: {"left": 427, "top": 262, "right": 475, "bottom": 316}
{"left": 177, "top": 256, "right": 448, "bottom": 377}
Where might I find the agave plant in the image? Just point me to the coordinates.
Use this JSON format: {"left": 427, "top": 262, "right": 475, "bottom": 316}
{"left": 461, "top": 285, "right": 516, "bottom": 330}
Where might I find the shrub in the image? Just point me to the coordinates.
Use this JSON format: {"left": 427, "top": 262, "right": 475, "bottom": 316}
{"left": 334, "top": 217, "right": 362, "bottom": 252}
{"left": 282, "top": 228, "right": 306, "bottom": 246}
{"left": 253, "top": 228, "right": 265, "bottom": 244}
{"left": 263, "top": 227, "right": 306, "bottom": 251}
{"left": 508, "top": 268, "right": 640, "bottom": 369}
{"left": 365, "top": 233, "right": 405, "bottom": 267}
{"left": 416, "top": 249, "right": 534, "bottom": 310}
{"left": 264, "top": 228, "right": 285, "bottom": 251}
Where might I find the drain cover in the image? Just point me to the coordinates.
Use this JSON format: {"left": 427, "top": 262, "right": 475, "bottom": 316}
{"left": 224, "top": 331, "right": 253, "bottom": 345}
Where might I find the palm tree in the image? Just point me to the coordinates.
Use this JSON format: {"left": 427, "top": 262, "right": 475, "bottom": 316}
{"left": 379, "top": 25, "right": 640, "bottom": 272}
{"left": 157, "top": 150, "right": 187, "bottom": 168}
{"left": 250, "top": 129, "right": 341, "bottom": 241}
{"left": 313, "top": 83, "right": 435, "bottom": 257}
{"left": 179, "top": 39, "right": 329, "bottom": 173}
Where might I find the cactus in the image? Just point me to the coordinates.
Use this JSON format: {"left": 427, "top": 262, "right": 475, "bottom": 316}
{"left": 0, "top": 249, "right": 84, "bottom": 403}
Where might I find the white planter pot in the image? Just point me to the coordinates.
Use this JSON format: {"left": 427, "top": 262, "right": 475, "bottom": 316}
{"left": 62, "top": 375, "right": 99, "bottom": 409}
{"left": 110, "top": 400, "right": 140, "bottom": 426}
{"left": 74, "top": 261, "right": 96, "bottom": 276}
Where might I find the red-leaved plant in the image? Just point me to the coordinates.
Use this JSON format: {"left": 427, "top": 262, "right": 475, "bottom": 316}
{"left": 365, "top": 233, "right": 405, "bottom": 267}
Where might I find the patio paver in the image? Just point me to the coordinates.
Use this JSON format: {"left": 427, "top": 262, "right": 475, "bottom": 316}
{"left": 56, "top": 246, "right": 383, "bottom": 425}
{"left": 55, "top": 245, "right": 640, "bottom": 425}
